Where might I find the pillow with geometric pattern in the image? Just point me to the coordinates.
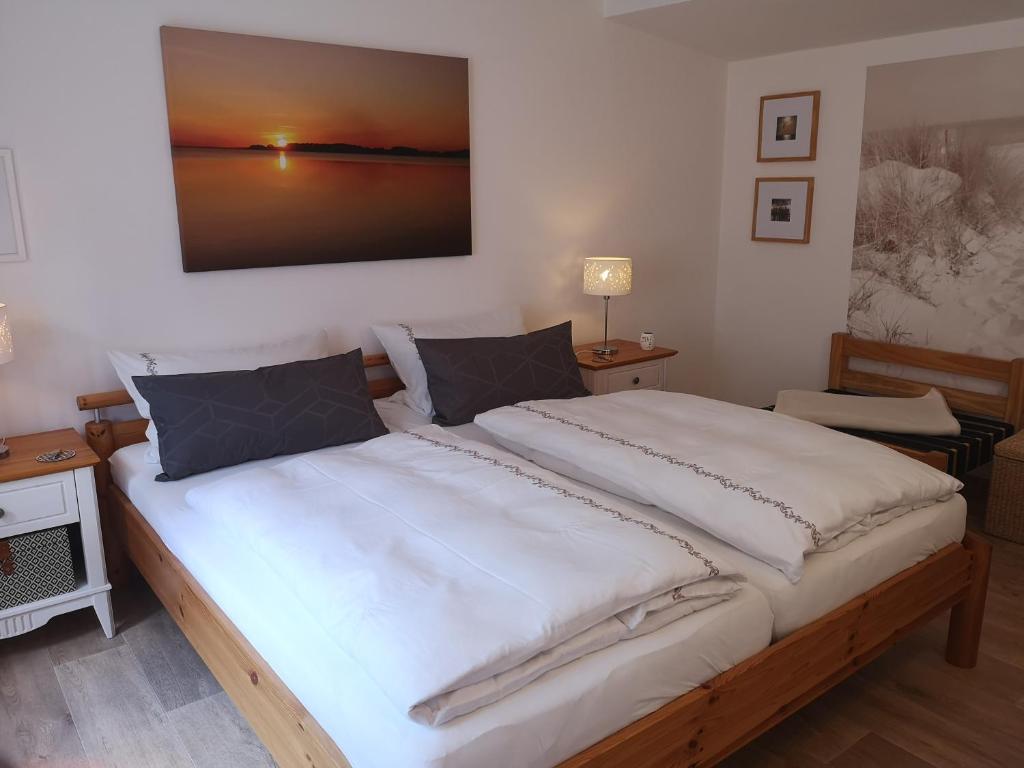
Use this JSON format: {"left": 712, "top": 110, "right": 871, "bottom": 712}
{"left": 415, "top": 321, "right": 590, "bottom": 427}
{"left": 134, "top": 349, "right": 388, "bottom": 481}
{"left": 109, "top": 330, "right": 329, "bottom": 464}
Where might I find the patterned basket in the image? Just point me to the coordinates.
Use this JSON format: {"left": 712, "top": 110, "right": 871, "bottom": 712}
{"left": 0, "top": 525, "right": 77, "bottom": 610}
{"left": 986, "top": 431, "right": 1024, "bottom": 543}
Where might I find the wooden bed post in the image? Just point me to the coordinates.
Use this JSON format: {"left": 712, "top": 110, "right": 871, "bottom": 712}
{"left": 84, "top": 418, "right": 115, "bottom": 497}
{"left": 827, "top": 332, "right": 847, "bottom": 390}
{"left": 83, "top": 417, "right": 130, "bottom": 586}
{"left": 1007, "top": 358, "right": 1024, "bottom": 430}
{"left": 945, "top": 532, "right": 992, "bottom": 668}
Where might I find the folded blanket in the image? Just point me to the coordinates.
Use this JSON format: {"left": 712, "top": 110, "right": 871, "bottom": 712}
{"left": 775, "top": 388, "right": 960, "bottom": 435}
{"left": 185, "top": 426, "right": 738, "bottom": 725}
{"left": 475, "top": 391, "right": 962, "bottom": 583}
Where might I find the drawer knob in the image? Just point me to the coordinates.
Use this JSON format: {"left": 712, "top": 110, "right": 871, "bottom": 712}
{"left": 632, "top": 376, "right": 641, "bottom": 386}
{"left": 0, "top": 507, "right": 5, "bottom": 519}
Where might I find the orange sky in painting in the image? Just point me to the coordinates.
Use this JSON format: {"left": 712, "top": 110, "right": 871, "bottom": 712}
{"left": 161, "top": 27, "right": 469, "bottom": 151}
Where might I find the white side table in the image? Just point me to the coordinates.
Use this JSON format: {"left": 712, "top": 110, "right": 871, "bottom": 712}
{"left": 0, "top": 429, "right": 114, "bottom": 639}
{"left": 575, "top": 339, "right": 678, "bottom": 395}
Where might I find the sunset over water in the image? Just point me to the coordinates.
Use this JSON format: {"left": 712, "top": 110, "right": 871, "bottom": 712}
{"left": 160, "top": 26, "right": 471, "bottom": 271}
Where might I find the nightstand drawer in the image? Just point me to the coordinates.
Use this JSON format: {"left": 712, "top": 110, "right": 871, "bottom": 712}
{"left": 606, "top": 362, "right": 663, "bottom": 393}
{"left": 0, "top": 472, "right": 80, "bottom": 538}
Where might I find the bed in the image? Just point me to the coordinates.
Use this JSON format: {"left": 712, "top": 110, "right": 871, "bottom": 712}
{"left": 825, "top": 332, "right": 1024, "bottom": 475}
{"left": 108, "top": 436, "right": 770, "bottom": 768}
{"left": 75, "top": 346, "right": 991, "bottom": 768}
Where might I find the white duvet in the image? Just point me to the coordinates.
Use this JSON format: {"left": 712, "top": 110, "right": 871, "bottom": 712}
{"left": 475, "top": 391, "right": 963, "bottom": 583}
{"left": 184, "top": 426, "right": 738, "bottom": 726}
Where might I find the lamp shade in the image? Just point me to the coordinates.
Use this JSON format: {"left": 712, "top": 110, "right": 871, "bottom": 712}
{"left": 583, "top": 257, "right": 632, "bottom": 297}
{"left": 0, "top": 304, "right": 11, "bottom": 365}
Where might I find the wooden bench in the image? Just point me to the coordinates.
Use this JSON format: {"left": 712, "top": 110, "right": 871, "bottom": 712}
{"left": 826, "top": 333, "right": 1024, "bottom": 474}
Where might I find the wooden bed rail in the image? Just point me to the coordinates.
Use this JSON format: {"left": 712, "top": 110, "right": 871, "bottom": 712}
{"left": 76, "top": 352, "right": 400, "bottom": 415}
{"left": 77, "top": 389, "right": 134, "bottom": 411}
{"left": 828, "top": 332, "right": 1024, "bottom": 430}
{"left": 558, "top": 533, "right": 990, "bottom": 767}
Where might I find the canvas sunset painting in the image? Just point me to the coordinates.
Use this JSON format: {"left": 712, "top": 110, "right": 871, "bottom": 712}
{"left": 160, "top": 27, "right": 471, "bottom": 272}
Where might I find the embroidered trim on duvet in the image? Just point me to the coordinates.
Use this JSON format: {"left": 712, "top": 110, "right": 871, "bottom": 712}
{"left": 404, "top": 430, "right": 720, "bottom": 576}
{"left": 139, "top": 352, "right": 159, "bottom": 376}
{"left": 511, "top": 403, "right": 823, "bottom": 547}
{"left": 397, "top": 323, "right": 417, "bottom": 345}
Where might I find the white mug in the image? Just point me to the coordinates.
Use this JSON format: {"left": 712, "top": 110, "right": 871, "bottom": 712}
{"left": 640, "top": 331, "right": 655, "bottom": 351}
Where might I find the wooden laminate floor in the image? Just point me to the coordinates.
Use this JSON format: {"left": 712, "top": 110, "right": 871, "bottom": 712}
{"left": 1, "top": 481, "right": 1020, "bottom": 768}
{"left": 0, "top": 584, "right": 275, "bottom": 768}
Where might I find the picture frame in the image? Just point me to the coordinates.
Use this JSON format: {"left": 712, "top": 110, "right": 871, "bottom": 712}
{"left": 160, "top": 26, "right": 471, "bottom": 273}
{"left": 751, "top": 177, "right": 814, "bottom": 243}
{"left": 0, "top": 149, "right": 27, "bottom": 263}
{"left": 757, "top": 90, "right": 820, "bottom": 162}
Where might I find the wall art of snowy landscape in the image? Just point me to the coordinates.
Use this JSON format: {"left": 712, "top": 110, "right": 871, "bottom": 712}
{"left": 849, "top": 48, "right": 1024, "bottom": 362}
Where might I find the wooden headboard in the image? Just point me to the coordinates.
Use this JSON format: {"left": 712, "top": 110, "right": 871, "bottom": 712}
{"left": 828, "top": 332, "right": 1024, "bottom": 430}
{"left": 75, "top": 352, "right": 403, "bottom": 495}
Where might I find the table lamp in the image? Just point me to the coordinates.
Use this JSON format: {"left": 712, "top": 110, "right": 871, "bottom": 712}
{"left": 583, "top": 257, "right": 632, "bottom": 356}
{"left": 0, "top": 303, "right": 11, "bottom": 459}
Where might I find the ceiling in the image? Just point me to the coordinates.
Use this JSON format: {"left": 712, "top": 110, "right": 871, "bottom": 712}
{"left": 603, "top": 0, "right": 1024, "bottom": 61}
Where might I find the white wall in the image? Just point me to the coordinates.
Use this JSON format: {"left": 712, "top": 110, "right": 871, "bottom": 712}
{"left": 711, "top": 18, "right": 1024, "bottom": 407}
{"left": 0, "top": 0, "right": 726, "bottom": 435}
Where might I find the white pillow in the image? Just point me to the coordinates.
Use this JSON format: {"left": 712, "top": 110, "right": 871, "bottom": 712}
{"left": 109, "top": 330, "right": 329, "bottom": 463}
{"left": 372, "top": 307, "right": 525, "bottom": 416}
{"left": 774, "top": 387, "right": 961, "bottom": 436}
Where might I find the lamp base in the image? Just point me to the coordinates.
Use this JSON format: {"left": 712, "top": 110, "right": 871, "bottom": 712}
{"left": 591, "top": 345, "right": 619, "bottom": 356}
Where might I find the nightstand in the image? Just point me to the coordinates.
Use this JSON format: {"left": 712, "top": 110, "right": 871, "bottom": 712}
{"left": 0, "top": 429, "right": 113, "bottom": 639}
{"left": 575, "top": 339, "right": 678, "bottom": 395}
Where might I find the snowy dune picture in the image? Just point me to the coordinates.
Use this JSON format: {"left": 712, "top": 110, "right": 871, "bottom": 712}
{"left": 849, "top": 48, "right": 1024, "bottom": 360}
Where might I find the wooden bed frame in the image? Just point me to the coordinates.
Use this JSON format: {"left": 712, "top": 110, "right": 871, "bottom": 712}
{"left": 828, "top": 332, "right": 1024, "bottom": 472}
{"left": 76, "top": 344, "right": 992, "bottom": 768}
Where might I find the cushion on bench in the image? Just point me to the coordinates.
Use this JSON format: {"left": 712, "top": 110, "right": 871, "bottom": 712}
{"left": 767, "top": 389, "right": 1014, "bottom": 477}
{"left": 775, "top": 388, "right": 960, "bottom": 436}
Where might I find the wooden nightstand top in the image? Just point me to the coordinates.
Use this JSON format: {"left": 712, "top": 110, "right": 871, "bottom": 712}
{"left": 0, "top": 429, "right": 99, "bottom": 484}
{"left": 574, "top": 339, "right": 678, "bottom": 370}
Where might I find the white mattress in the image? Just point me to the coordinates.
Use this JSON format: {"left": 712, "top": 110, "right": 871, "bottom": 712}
{"left": 731, "top": 495, "right": 964, "bottom": 636}
{"left": 110, "top": 403, "right": 773, "bottom": 768}
{"left": 614, "top": 494, "right": 963, "bottom": 638}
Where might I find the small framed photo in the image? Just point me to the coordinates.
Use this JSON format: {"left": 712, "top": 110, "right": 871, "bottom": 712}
{"left": 0, "top": 149, "right": 27, "bottom": 262}
{"left": 757, "top": 90, "right": 820, "bottom": 162}
{"left": 751, "top": 177, "right": 814, "bottom": 243}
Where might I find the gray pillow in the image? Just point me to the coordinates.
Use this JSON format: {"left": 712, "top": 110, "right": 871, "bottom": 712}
{"left": 415, "top": 321, "right": 590, "bottom": 426}
{"left": 134, "top": 349, "right": 388, "bottom": 481}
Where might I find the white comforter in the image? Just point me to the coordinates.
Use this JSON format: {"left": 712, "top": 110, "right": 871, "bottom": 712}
{"left": 475, "top": 391, "right": 962, "bottom": 583}
{"left": 184, "top": 426, "right": 738, "bottom": 726}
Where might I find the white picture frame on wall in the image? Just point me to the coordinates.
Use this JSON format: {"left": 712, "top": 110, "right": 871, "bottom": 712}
{"left": 0, "top": 149, "right": 27, "bottom": 262}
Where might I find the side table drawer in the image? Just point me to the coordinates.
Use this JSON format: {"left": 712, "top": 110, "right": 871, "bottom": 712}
{"left": 606, "top": 362, "right": 664, "bottom": 393}
{"left": 0, "top": 472, "right": 80, "bottom": 538}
